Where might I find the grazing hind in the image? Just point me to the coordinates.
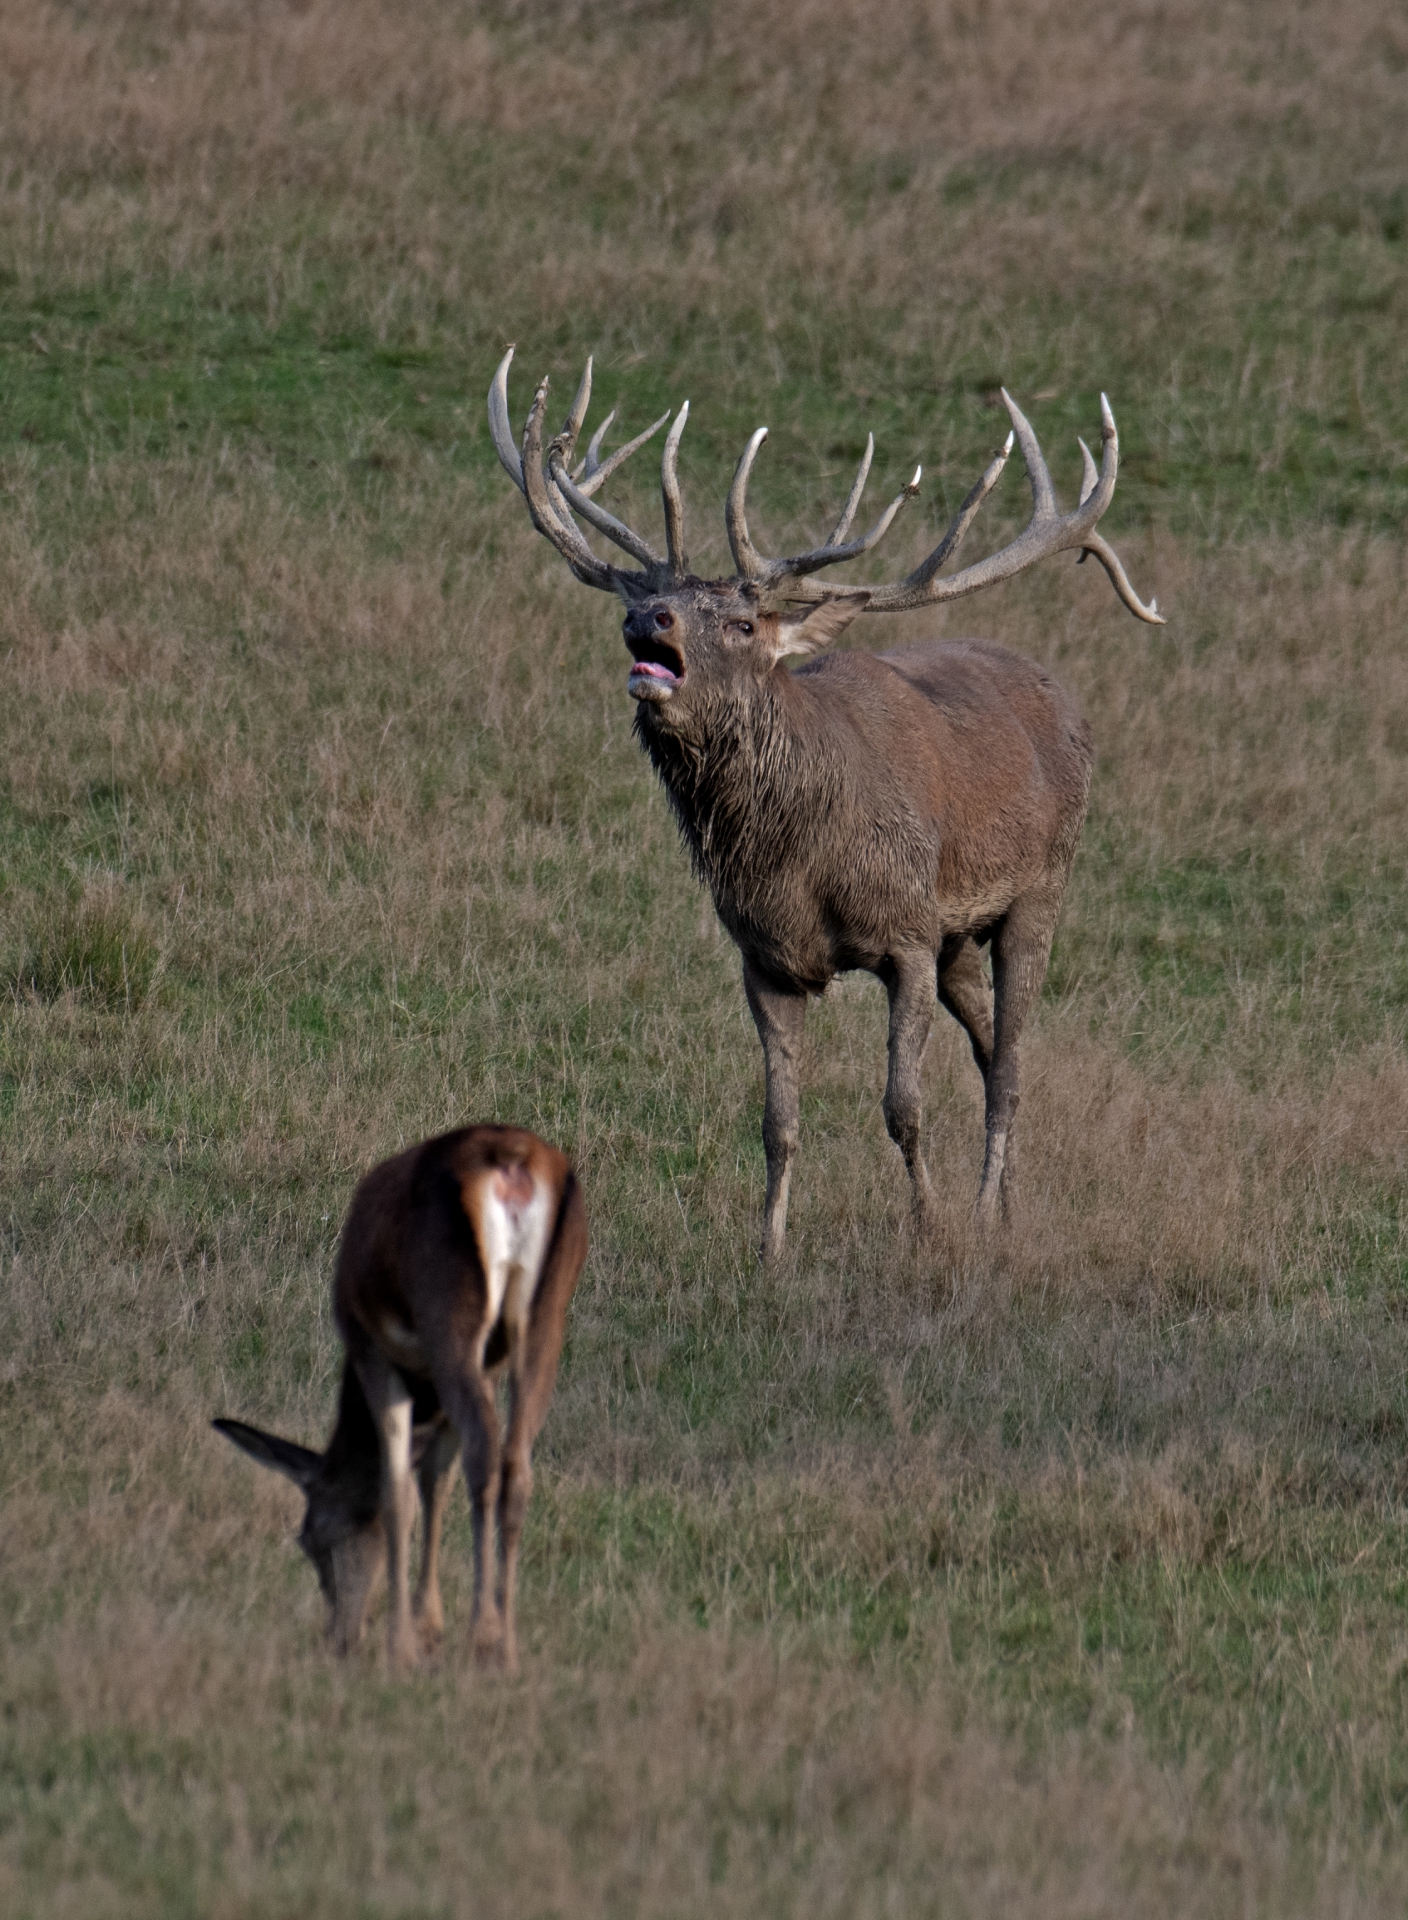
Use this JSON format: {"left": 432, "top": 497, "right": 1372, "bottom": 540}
{"left": 215, "top": 1124, "right": 587, "bottom": 1672}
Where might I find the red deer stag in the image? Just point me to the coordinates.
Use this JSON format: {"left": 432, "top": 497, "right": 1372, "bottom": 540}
{"left": 489, "top": 351, "right": 1163, "bottom": 1260}
{"left": 214, "top": 1125, "right": 587, "bottom": 1673}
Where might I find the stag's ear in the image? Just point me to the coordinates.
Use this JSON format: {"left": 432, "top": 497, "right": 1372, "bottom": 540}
{"left": 772, "top": 593, "right": 870, "bottom": 660}
{"left": 213, "top": 1417, "right": 323, "bottom": 1489}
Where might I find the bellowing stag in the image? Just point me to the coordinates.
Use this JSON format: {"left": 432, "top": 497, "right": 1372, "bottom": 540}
{"left": 489, "top": 351, "right": 1163, "bottom": 1260}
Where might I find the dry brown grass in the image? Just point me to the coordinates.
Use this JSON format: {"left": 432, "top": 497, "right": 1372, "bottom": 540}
{"left": 3, "top": 0, "right": 1405, "bottom": 387}
{"left": 12, "top": 478, "right": 1403, "bottom": 1308}
{"left": 11, "top": 1597, "right": 1395, "bottom": 1920}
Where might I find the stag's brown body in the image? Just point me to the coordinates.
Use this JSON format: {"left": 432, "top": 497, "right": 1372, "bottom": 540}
{"left": 215, "top": 1125, "right": 587, "bottom": 1672}
{"left": 489, "top": 350, "right": 1160, "bottom": 1255}
{"left": 638, "top": 631, "right": 1091, "bottom": 993}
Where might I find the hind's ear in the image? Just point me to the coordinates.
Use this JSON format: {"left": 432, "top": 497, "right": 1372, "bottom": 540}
{"left": 772, "top": 593, "right": 870, "bottom": 660}
{"left": 212, "top": 1417, "right": 322, "bottom": 1489}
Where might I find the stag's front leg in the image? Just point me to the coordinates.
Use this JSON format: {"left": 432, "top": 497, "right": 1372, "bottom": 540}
{"left": 882, "top": 949, "right": 938, "bottom": 1233}
{"left": 354, "top": 1351, "right": 419, "bottom": 1671}
{"left": 743, "top": 959, "right": 807, "bottom": 1264}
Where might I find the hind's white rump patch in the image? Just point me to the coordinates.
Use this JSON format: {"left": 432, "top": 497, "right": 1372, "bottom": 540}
{"left": 473, "top": 1166, "right": 553, "bottom": 1351}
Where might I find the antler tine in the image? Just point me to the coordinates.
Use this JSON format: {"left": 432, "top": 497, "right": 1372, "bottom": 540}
{"left": 576, "top": 409, "right": 672, "bottom": 497}
{"left": 828, "top": 434, "right": 874, "bottom": 546}
{"left": 574, "top": 409, "right": 615, "bottom": 481}
{"left": 725, "top": 423, "right": 921, "bottom": 588}
{"left": 1076, "top": 435, "right": 1100, "bottom": 508}
{"left": 1076, "top": 529, "right": 1161, "bottom": 621}
{"left": 661, "top": 402, "right": 690, "bottom": 579}
{"left": 765, "top": 463, "right": 922, "bottom": 584}
{"left": 549, "top": 447, "right": 665, "bottom": 568}
{"left": 761, "top": 439, "right": 1010, "bottom": 608}
{"left": 845, "top": 432, "right": 1014, "bottom": 606}
{"left": 726, "top": 428, "right": 770, "bottom": 580}
{"left": 488, "top": 345, "right": 527, "bottom": 494}
{"left": 557, "top": 357, "right": 594, "bottom": 471}
{"left": 1002, "top": 389, "right": 1059, "bottom": 522}
{"left": 518, "top": 375, "right": 619, "bottom": 591}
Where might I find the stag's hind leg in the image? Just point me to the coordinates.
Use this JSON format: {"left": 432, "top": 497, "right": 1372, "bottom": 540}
{"left": 937, "top": 934, "right": 994, "bottom": 1081}
{"left": 976, "top": 890, "right": 1061, "bottom": 1228}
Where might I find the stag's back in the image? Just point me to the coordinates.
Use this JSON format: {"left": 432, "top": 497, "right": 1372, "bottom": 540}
{"left": 879, "top": 631, "right": 1090, "bottom": 794}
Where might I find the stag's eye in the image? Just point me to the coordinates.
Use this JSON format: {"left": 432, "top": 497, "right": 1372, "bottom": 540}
{"left": 727, "top": 620, "right": 754, "bottom": 638}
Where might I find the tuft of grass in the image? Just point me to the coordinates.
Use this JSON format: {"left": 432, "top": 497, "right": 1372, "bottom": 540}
{"left": 7, "top": 879, "right": 158, "bottom": 1009}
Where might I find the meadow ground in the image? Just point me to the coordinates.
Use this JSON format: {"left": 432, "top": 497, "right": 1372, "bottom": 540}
{"left": 2, "top": 2, "right": 1408, "bottom": 1913}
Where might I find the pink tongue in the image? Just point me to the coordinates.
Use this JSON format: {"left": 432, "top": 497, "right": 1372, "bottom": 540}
{"left": 631, "top": 660, "right": 678, "bottom": 683}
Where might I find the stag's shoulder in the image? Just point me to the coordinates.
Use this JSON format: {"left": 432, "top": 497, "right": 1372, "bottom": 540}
{"left": 786, "top": 646, "right": 954, "bottom": 748}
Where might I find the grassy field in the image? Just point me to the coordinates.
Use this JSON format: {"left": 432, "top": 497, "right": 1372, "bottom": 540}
{"left": 3, "top": 1, "right": 1408, "bottom": 1913}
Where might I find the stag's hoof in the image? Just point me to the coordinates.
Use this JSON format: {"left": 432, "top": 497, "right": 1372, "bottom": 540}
{"left": 759, "top": 1219, "right": 792, "bottom": 1267}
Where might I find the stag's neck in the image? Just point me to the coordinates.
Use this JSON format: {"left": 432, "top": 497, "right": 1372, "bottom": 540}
{"left": 634, "top": 673, "right": 843, "bottom": 925}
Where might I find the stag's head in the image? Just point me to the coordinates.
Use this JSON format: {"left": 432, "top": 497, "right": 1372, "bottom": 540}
{"left": 620, "top": 581, "right": 876, "bottom": 735}
{"left": 488, "top": 347, "right": 1163, "bottom": 719}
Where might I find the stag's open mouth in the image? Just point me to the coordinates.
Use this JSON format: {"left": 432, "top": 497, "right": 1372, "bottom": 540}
{"left": 626, "top": 635, "right": 685, "bottom": 701}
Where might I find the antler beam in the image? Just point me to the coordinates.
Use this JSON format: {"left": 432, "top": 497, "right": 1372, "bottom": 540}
{"left": 863, "top": 391, "right": 1163, "bottom": 621}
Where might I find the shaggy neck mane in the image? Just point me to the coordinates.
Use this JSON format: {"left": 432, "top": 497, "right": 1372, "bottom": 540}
{"left": 634, "top": 672, "right": 846, "bottom": 912}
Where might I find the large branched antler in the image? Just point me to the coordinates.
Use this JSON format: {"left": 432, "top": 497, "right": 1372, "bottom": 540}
{"left": 488, "top": 347, "right": 684, "bottom": 594}
{"left": 727, "top": 391, "right": 1163, "bottom": 622}
{"left": 490, "top": 347, "right": 1164, "bottom": 624}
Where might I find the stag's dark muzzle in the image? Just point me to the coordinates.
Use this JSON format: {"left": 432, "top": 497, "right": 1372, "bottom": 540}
{"left": 624, "top": 604, "right": 685, "bottom": 701}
